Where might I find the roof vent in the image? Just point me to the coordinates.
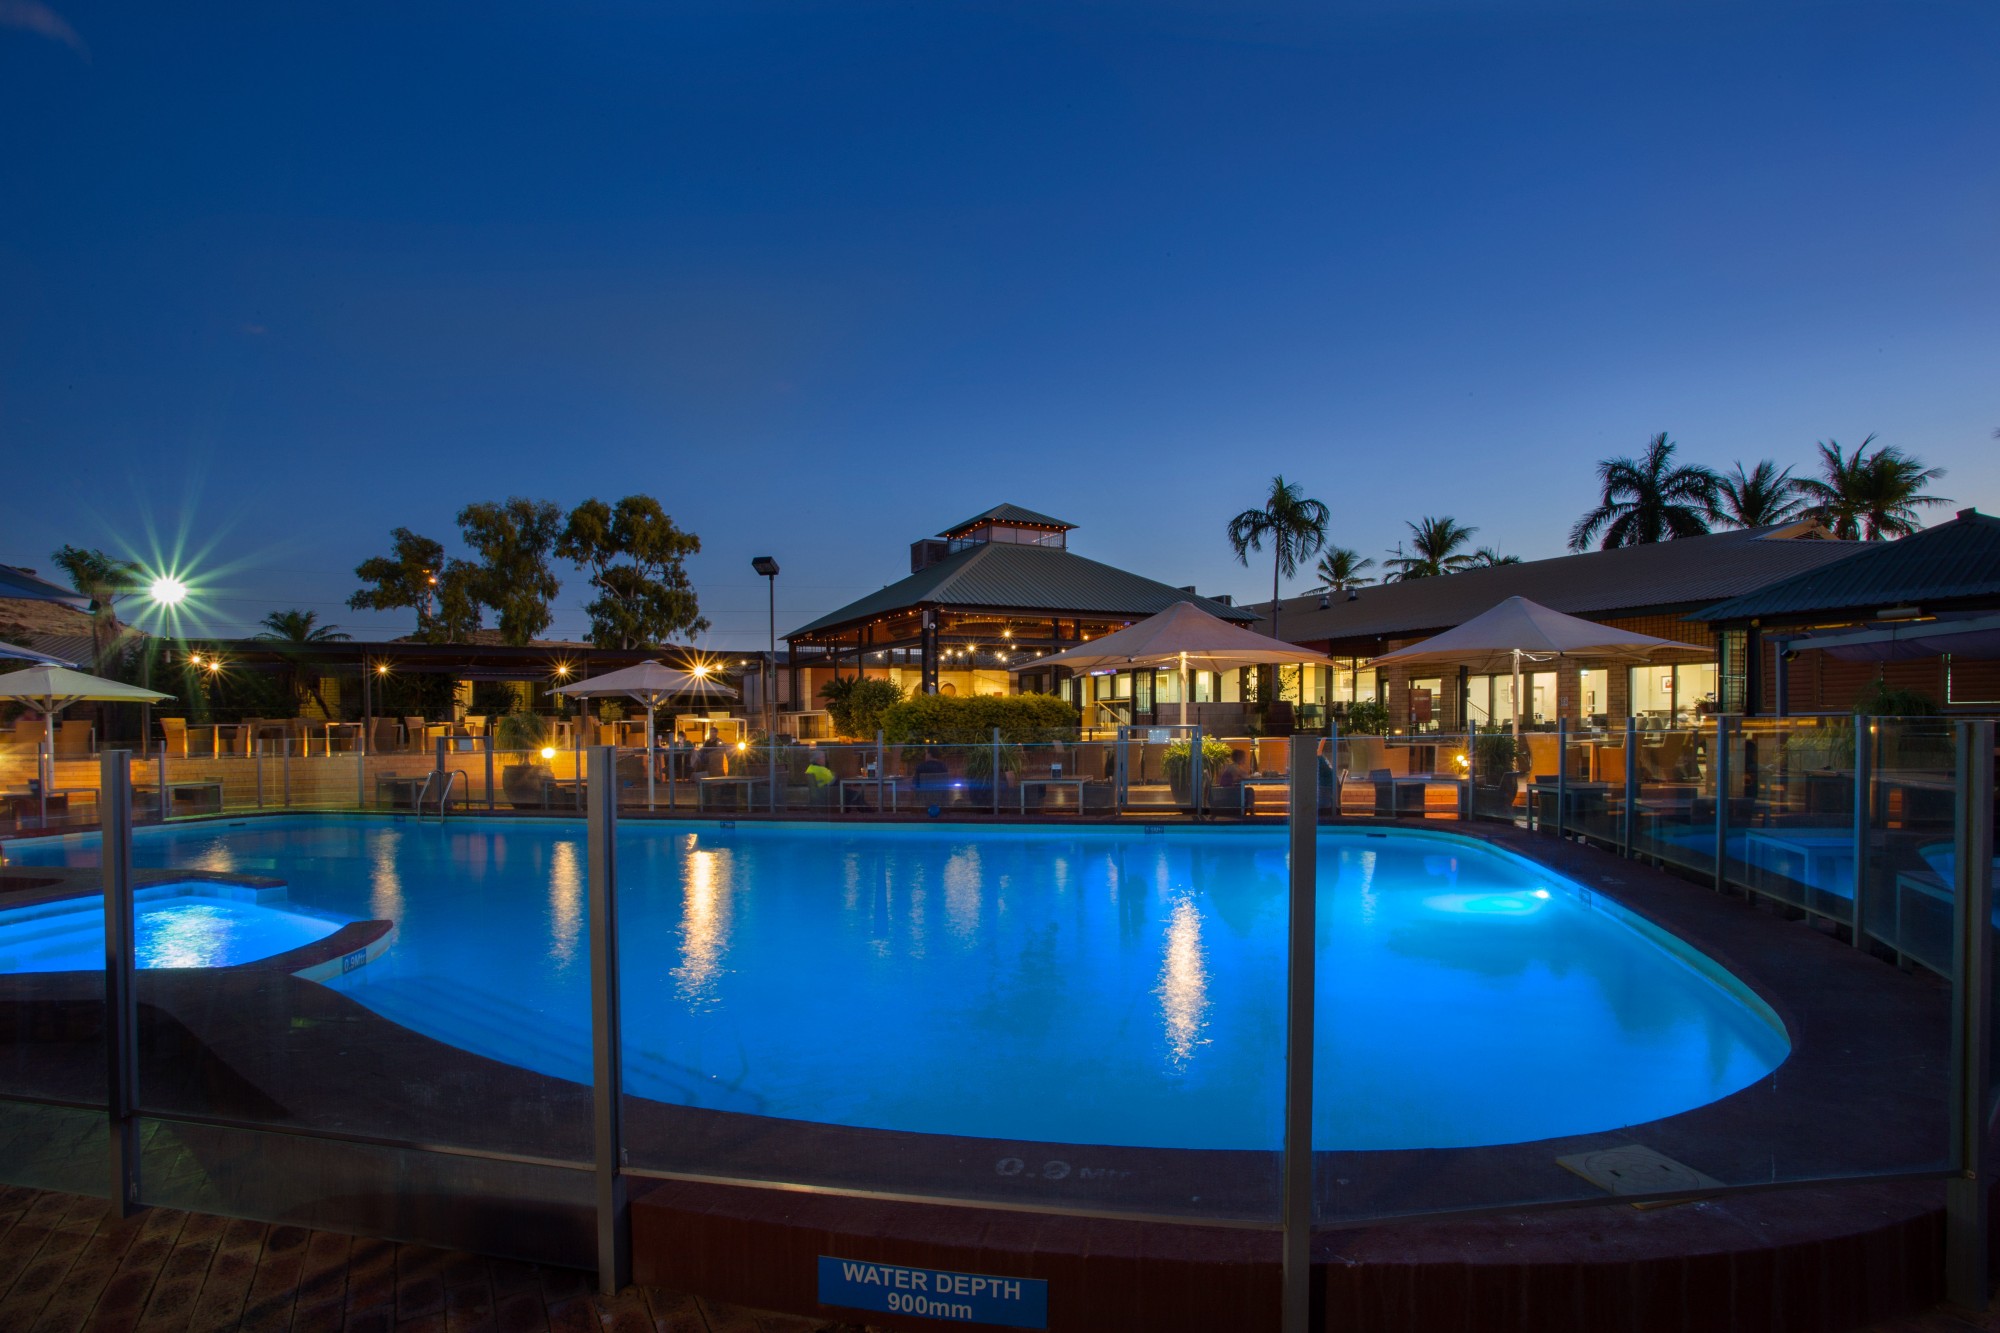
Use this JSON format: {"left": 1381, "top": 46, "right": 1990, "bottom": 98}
{"left": 1318, "top": 593, "right": 1330, "bottom": 610}
{"left": 909, "top": 538, "right": 950, "bottom": 573}
{"left": 1211, "top": 594, "right": 1232, "bottom": 607}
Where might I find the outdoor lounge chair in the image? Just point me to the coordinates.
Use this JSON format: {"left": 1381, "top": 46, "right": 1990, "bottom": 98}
{"left": 1370, "top": 768, "right": 1425, "bottom": 817}
{"left": 156, "top": 716, "right": 188, "bottom": 757}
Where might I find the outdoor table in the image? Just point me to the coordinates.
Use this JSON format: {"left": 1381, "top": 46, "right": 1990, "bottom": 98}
{"left": 136, "top": 780, "right": 225, "bottom": 816}
{"left": 1372, "top": 774, "right": 1438, "bottom": 817}
{"left": 697, "top": 776, "right": 764, "bottom": 814}
{"left": 376, "top": 774, "right": 429, "bottom": 810}
{"left": 842, "top": 775, "right": 900, "bottom": 812}
{"left": 539, "top": 777, "right": 585, "bottom": 809}
{"left": 1019, "top": 777, "right": 1085, "bottom": 813}
{"left": 1529, "top": 780, "right": 1616, "bottom": 832}
{"left": 2, "top": 791, "right": 68, "bottom": 827}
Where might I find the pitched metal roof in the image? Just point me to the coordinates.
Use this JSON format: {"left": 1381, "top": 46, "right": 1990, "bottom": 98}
{"left": 1249, "top": 524, "right": 1862, "bottom": 647}
{"left": 1695, "top": 508, "right": 2000, "bottom": 623}
{"left": 939, "top": 503, "right": 1076, "bottom": 537}
{"left": 0, "top": 566, "right": 86, "bottom": 604}
{"left": 787, "top": 542, "right": 1256, "bottom": 638}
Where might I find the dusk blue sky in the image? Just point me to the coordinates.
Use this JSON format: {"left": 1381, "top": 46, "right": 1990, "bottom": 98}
{"left": 3, "top": 0, "right": 1994, "bottom": 649}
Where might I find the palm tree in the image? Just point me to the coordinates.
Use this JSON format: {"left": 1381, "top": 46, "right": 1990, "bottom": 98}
{"left": 1383, "top": 517, "right": 1479, "bottom": 580}
{"left": 1227, "top": 476, "right": 1331, "bottom": 641}
{"left": 1712, "top": 460, "right": 1805, "bottom": 528}
{"left": 256, "top": 610, "right": 350, "bottom": 717}
{"left": 1793, "top": 436, "right": 1949, "bottom": 540}
{"left": 1467, "top": 547, "right": 1522, "bottom": 568}
{"left": 1567, "top": 433, "right": 1720, "bottom": 551}
{"left": 1312, "top": 546, "right": 1376, "bottom": 592}
{"left": 49, "top": 546, "right": 143, "bottom": 674}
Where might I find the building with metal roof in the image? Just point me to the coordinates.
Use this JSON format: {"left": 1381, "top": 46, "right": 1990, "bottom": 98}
{"left": 1694, "top": 508, "right": 2000, "bottom": 715}
{"left": 1238, "top": 521, "right": 1862, "bottom": 734}
{"left": 778, "top": 505, "right": 1254, "bottom": 729}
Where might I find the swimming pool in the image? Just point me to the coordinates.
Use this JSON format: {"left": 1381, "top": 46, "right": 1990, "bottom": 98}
{"left": 7, "top": 816, "right": 1788, "bottom": 1151}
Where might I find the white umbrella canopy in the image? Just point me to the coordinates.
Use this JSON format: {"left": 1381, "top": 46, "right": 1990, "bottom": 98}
{"left": 1012, "top": 601, "right": 1329, "bottom": 725}
{"left": 1366, "top": 596, "right": 1707, "bottom": 741}
{"left": 0, "top": 665, "right": 171, "bottom": 819}
{"left": 552, "top": 660, "right": 740, "bottom": 806}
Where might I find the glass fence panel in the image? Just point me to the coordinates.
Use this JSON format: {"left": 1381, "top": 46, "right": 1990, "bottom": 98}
{"left": 0, "top": 1100, "right": 110, "bottom": 1198}
{"left": 1631, "top": 727, "right": 1715, "bottom": 876}
{"left": 0, "top": 845, "right": 107, "bottom": 1116}
{"left": 1315, "top": 726, "right": 1956, "bottom": 1226}
{"left": 1861, "top": 718, "right": 1961, "bottom": 974}
{"left": 1722, "top": 719, "right": 1860, "bottom": 925}
{"left": 618, "top": 820, "right": 1283, "bottom": 1223}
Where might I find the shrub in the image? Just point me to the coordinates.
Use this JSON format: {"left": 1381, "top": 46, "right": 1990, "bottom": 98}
{"left": 496, "top": 711, "right": 553, "bottom": 753}
{"left": 1162, "top": 736, "right": 1234, "bottom": 789}
{"left": 1343, "top": 700, "right": 1391, "bottom": 735}
{"left": 820, "top": 675, "right": 905, "bottom": 738}
{"left": 881, "top": 692, "right": 1081, "bottom": 747}
{"left": 1852, "top": 678, "right": 1941, "bottom": 717}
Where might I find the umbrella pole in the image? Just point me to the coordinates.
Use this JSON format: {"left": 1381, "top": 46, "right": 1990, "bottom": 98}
{"left": 1511, "top": 649, "right": 1523, "bottom": 752}
{"left": 1179, "top": 652, "right": 1189, "bottom": 729}
{"left": 645, "top": 696, "right": 656, "bottom": 812}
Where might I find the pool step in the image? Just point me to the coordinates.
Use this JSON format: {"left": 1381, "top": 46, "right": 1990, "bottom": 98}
{"left": 342, "top": 975, "right": 765, "bottom": 1111}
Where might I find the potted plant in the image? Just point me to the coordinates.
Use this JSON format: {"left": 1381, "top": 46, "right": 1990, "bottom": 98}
{"left": 495, "top": 712, "right": 557, "bottom": 808}
{"left": 1474, "top": 731, "right": 1523, "bottom": 786}
{"left": 1162, "top": 736, "right": 1234, "bottom": 803}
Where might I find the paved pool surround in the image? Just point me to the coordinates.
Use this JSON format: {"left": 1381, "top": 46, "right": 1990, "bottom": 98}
{"left": 0, "top": 817, "right": 1963, "bottom": 1331}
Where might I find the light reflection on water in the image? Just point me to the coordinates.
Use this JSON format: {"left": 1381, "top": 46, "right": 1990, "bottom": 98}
{"left": 1158, "top": 894, "right": 1210, "bottom": 1069}
{"left": 672, "top": 847, "right": 731, "bottom": 1007}
{"left": 548, "top": 840, "right": 582, "bottom": 965}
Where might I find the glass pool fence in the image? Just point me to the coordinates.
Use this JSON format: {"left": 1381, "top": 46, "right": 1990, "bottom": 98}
{"left": 0, "top": 718, "right": 1992, "bottom": 1310}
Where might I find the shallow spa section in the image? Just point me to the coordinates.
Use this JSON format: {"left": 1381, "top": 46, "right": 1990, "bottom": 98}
{"left": 8, "top": 816, "right": 1789, "bottom": 1151}
{"left": 0, "top": 882, "right": 347, "bottom": 972}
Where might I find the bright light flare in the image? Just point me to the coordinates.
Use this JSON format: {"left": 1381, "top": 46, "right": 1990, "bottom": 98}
{"left": 149, "top": 576, "right": 188, "bottom": 606}
{"left": 540, "top": 746, "right": 558, "bottom": 760}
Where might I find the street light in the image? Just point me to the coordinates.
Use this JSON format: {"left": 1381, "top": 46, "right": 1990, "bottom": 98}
{"left": 751, "top": 556, "right": 780, "bottom": 739}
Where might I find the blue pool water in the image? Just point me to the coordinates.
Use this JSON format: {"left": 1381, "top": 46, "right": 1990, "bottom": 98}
{"left": 0, "top": 884, "right": 346, "bottom": 972}
{"left": 8, "top": 817, "right": 1788, "bottom": 1151}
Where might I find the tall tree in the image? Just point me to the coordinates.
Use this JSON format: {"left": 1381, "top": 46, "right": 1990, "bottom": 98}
{"left": 50, "top": 546, "right": 143, "bottom": 674}
{"left": 555, "top": 496, "right": 710, "bottom": 649}
{"left": 1567, "top": 433, "right": 1720, "bottom": 551}
{"left": 1712, "top": 460, "right": 1805, "bottom": 528}
{"left": 1384, "top": 517, "right": 1480, "bottom": 580}
{"left": 1312, "top": 546, "right": 1376, "bottom": 592}
{"left": 348, "top": 528, "right": 482, "bottom": 642}
{"left": 1226, "top": 475, "right": 1330, "bottom": 641}
{"left": 458, "top": 498, "right": 564, "bottom": 644}
{"left": 1793, "top": 436, "right": 1949, "bottom": 540}
{"left": 255, "top": 610, "right": 349, "bottom": 718}
{"left": 1467, "top": 547, "right": 1522, "bottom": 568}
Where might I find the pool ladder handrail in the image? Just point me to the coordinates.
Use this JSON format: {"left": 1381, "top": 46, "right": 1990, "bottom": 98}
{"left": 417, "top": 768, "right": 460, "bottom": 822}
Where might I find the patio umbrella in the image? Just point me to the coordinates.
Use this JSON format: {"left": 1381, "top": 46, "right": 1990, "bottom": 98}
{"left": 552, "top": 661, "right": 739, "bottom": 807}
{"left": 1011, "top": 600, "right": 1330, "bottom": 726}
{"left": 1365, "top": 596, "right": 1704, "bottom": 744}
{"left": 0, "top": 664, "right": 170, "bottom": 824}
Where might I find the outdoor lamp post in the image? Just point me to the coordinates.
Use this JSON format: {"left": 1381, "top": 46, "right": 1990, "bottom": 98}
{"left": 751, "top": 556, "right": 779, "bottom": 739}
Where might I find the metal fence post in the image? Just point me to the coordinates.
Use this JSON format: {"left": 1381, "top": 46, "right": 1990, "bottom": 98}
{"left": 1328, "top": 719, "right": 1340, "bottom": 822}
{"left": 1115, "top": 726, "right": 1129, "bottom": 814}
{"left": 1946, "top": 718, "right": 1996, "bottom": 1310}
{"left": 587, "top": 745, "right": 629, "bottom": 1293}
{"left": 1280, "top": 736, "right": 1317, "bottom": 1333}
{"left": 101, "top": 750, "right": 141, "bottom": 1216}
{"left": 876, "top": 729, "right": 886, "bottom": 813}
{"left": 486, "top": 732, "right": 497, "bottom": 811}
{"left": 282, "top": 739, "right": 292, "bottom": 809}
{"left": 1555, "top": 717, "right": 1568, "bottom": 839}
{"left": 158, "top": 739, "right": 171, "bottom": 824}
{"left": 1622, "top": 715, "right": 1637, "bottom": 858}
{"left": 1191, "top": 727, "right": 1204, "bottom": 819}
{"left": 1852, "top": 718, "right": 1872, "bottom": 949}
{"left": 769, "top": 731, "right": 780, "bottom": 814}
{"left": 1712, "top": 716, "right": 1731, "bottom": 892}
{"left": 991, "top": 727, "right": 1001, "bottom": 816}
{"left": 254, "top": 738, "right": 265, "bottom": 809}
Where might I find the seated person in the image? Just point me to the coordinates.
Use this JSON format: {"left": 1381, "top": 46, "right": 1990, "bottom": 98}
{"left": 1216, "top": 749, "right": 1247, "bottom": 787}
{"left": 912, "top": 749, "right": 949, "bottom": 788}
{"left": 1316, "top": 739, "right": 1337, "bottom": 812}
{"left": 805, "top": 759, "right": 834, "bottom": 789}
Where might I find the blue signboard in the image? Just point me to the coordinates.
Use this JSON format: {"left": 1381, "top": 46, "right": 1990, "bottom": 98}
{"left": 818, "top": 1256, "right": 1048, "bottom": 1328}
